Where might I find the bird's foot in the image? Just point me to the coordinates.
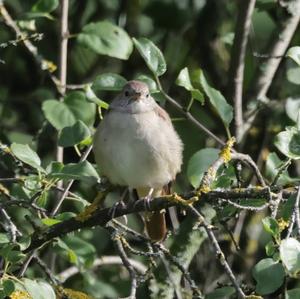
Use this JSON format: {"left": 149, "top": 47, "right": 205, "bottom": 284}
{"left": 108, "top": 200, "right": 126, "bottom": 221}
{"left": 143, "top": 188, "right": 154, "bottom": 211}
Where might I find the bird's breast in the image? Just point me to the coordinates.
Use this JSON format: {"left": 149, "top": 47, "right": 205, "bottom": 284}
{"left": 93, "top": 109, "right": 182, "bottom": 188}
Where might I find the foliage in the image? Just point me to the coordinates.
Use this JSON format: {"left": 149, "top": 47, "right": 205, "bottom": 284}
{"left": 0, "top": 0, "right": 300, "bottom": 298}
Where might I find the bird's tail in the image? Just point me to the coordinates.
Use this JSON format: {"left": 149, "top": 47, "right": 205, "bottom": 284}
{"left": 136, "top": 188, "right": 167, "bottom": 242}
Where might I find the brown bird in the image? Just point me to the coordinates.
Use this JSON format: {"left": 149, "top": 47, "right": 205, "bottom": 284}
{"left": 93, "top": 80, "right": 183, "bottom": 241}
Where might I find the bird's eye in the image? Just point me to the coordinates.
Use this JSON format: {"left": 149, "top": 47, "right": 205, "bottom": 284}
{"left": 124, "top": 91, "right": 129, "bottom": 97}
{"left": 146, "top": 94, "right": 149, "bottom": 98}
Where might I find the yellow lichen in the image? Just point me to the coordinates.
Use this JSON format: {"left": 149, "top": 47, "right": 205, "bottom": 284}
{"left": 278, "top": 218, "right": 289, "bottom": 232}
{"left": 75, "top": 192, "right": 105, "bottom": 222}
{"left": 10, "top": 290, "right": 32, "bottom": 299}
{"left": 41, "top": 59, "right": 57, "bottom": 72}
{"left": 61, "top": 288, "right": 94, "bottom": 299}
{"left": 198, "top": 185, "right": 211, "bottom": 194}
{"left": 219, "top": 137, "right": 235, "bottom": 163}
{"left": 165, "top": 193, "right": 198, "bottom": 206}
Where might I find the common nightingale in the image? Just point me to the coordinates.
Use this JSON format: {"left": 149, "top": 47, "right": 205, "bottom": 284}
{"left": 93, "top": 80, "right": 183, "bottom": 241}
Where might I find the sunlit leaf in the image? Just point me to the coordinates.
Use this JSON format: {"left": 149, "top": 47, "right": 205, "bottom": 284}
{"left": 23, "top": 279, "right": 56, "bottom": 299}
{"left": 280, "top": 238, "right": 300, "bottom": 277}
{"left": 92, "top": 73, "right": 127, "bottom": 91}
{"left": 176, "top": 67, "right": 204, "bottom": 104}
{"left": 274, "top": 127, "right": 300, "bottom": 159}
{"left": 11, "top": 143, "right": 45, "bottom": 172}
{"left": 48, "top": 161, "right": 100, "bottom": 182}
{"left": 133, "top": 37, "right": 167, "bottom": 76}
{"left": 262, "top": 217, "right": 280, "bottom": 237}
{"left": 285, "top": 98, "right": 300, "bottom": 122}
{"left": 286, "top": 47, "right": 300, "bottom": 66}
{"left": 42, "top": 100, "right": 76, "bottom": 130}
{"left": 135, "top": 74, "right": 159, "bottom": 93}
{"left": 192, "top": 69, "right": 233, "bottom": 127}
{"left": 78, "top": 21, "right": 133, "bottom": 60}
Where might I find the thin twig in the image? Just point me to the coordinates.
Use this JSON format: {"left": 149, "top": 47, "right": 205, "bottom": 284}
{"left": 227, "top": 0, "right": 256, "bottom": 142}
{"left": 58, "top": 256, "right": 147, "bottom": 282}
{"left": 110, "top": 228, "right": 137, "bottom": 299}
{"left": 18, "top": 251, "right": 36, "bottom": 277}
{"left": 188, "top": 206, "right": 246, "bottom": 298}
{"left": 0, "top": 4, "right": 59, "bottom": 89}
{"left": 231, "top": 152, "right": 266, "bottom": 186}
{"left": 218, "top": 198, "right": 269, "bottom": 211}
{"left": 56, "top": 0, "right": 69, "bottom": 184}
{"left": 155, "top": 77, "right": 226, "bottom": 147}
{"left": 0, "top": 207, "right": 21, "bottom": 241}
{"left": 33, "top": 255, "right": 59, "bottom": 285}
{"left": 51, "top": 145, "right": 92, "bottom": 216}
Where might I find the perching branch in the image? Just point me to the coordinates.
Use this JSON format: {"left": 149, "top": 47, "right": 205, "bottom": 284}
{"left": 227, "top": 0, "right": 256, "bottom": 143}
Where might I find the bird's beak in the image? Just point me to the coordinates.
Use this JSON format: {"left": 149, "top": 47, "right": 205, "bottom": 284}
{"left": 130, "top": 92, "right": 141, "bottom": 101}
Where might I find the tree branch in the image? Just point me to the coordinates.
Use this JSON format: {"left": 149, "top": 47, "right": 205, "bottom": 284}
{"left": 56, "top": 0, "right": 70, "bottom": 186}
{"left": 24, "top": 186, "right": 291, "bottom": 254}
{"left": 227, "top": 0, "right": 256, "bottom": 142}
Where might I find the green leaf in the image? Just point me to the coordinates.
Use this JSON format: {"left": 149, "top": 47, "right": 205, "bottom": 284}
{"left": 42, "top": 100, "right": 76, "bottom": 130}
{"left": 92, "top": 73, "right": 127, "bottom": 93}
{"left": 133, "top": 37, "right": 167, "bottom": 76}
{"left": 41, "top": 218, "right": 61, "bottom": 226}
{"left": 286, "top": 98, "right": 300, "bottom": 122}
{"left": 11, "top": 143, "right": 44, "bottom": 172}
{"left": 280, "top": 238, "right": 300, "bottom": 277}
{"left": 286, "top": 47, "right": 300, "bottom": 66}
{"left": 287, "top": 65, "right": 300, "bottom": 85}
{"left": 265, "top": 152, "right": 294, "bottom": 185}
{"left": 135, "top": 75, "right": 159, "bottom": 93}
{"left": 23, "top": 279, "right": 56, "bottom": 299}
{"left": 58, "top": 121, "right": 91, "bottom": 147}
{"left": 43, "top": 92, "right": 96, "bottom": 130}
{"left": 265, "top": 241, "right": 276, "bottom": 257}
{"left": 252, "top": 258, "right": 285, "bottom": 295}
{"left": 286, "top": 288, "right": 300, "bottom": 299}
{"left": 64, "top": 91, "right": 96, "bottom": 127}
{"left": 78, "top": 21, "right": 133, "bottom": 60}
{"left": 206, "top": 286, "right": 235, "bottom": 299}
{"left": 56, "top": 239, "right": 78, "bottom": 264}
{"left": 192, "top": 69, "right": 233, "bottom": 127}
{"left": 187, "top": 148, "right": 219, "bottom": 188}
{"left": 48, "top": 161, "right": 100, "bottom": 182}
{"left": 85, "top": 85, "right": 109, "bottom": 109}
{"left": 0, "top": 233, "right": 9, "bottom": 244}
{"left": 176, "top": 67, "right": 204, "bottom": 104}
{"left": 31, "top": 0, "right": 58, "bottom": 13}
{"left": 274, "top": 127, "right": 300, "bottom": 159}
{"left": 64, "top": 235, "right": 96, "bottom": 266}
{"left": 262, "top": 217, "right": 280, "bottom": 237}
{"left": 18, "top": 236, "right": 31, "bottom": 251}
{"left": 3, "top": 280, "right": 15, "bottom": 296}
{"left": 176, "top": 67, "right": 193, "bottom": 90}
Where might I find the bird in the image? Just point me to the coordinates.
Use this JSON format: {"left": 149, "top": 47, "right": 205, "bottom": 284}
{"left": 93, "top": 80, "right": 183, "bottom": 242}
